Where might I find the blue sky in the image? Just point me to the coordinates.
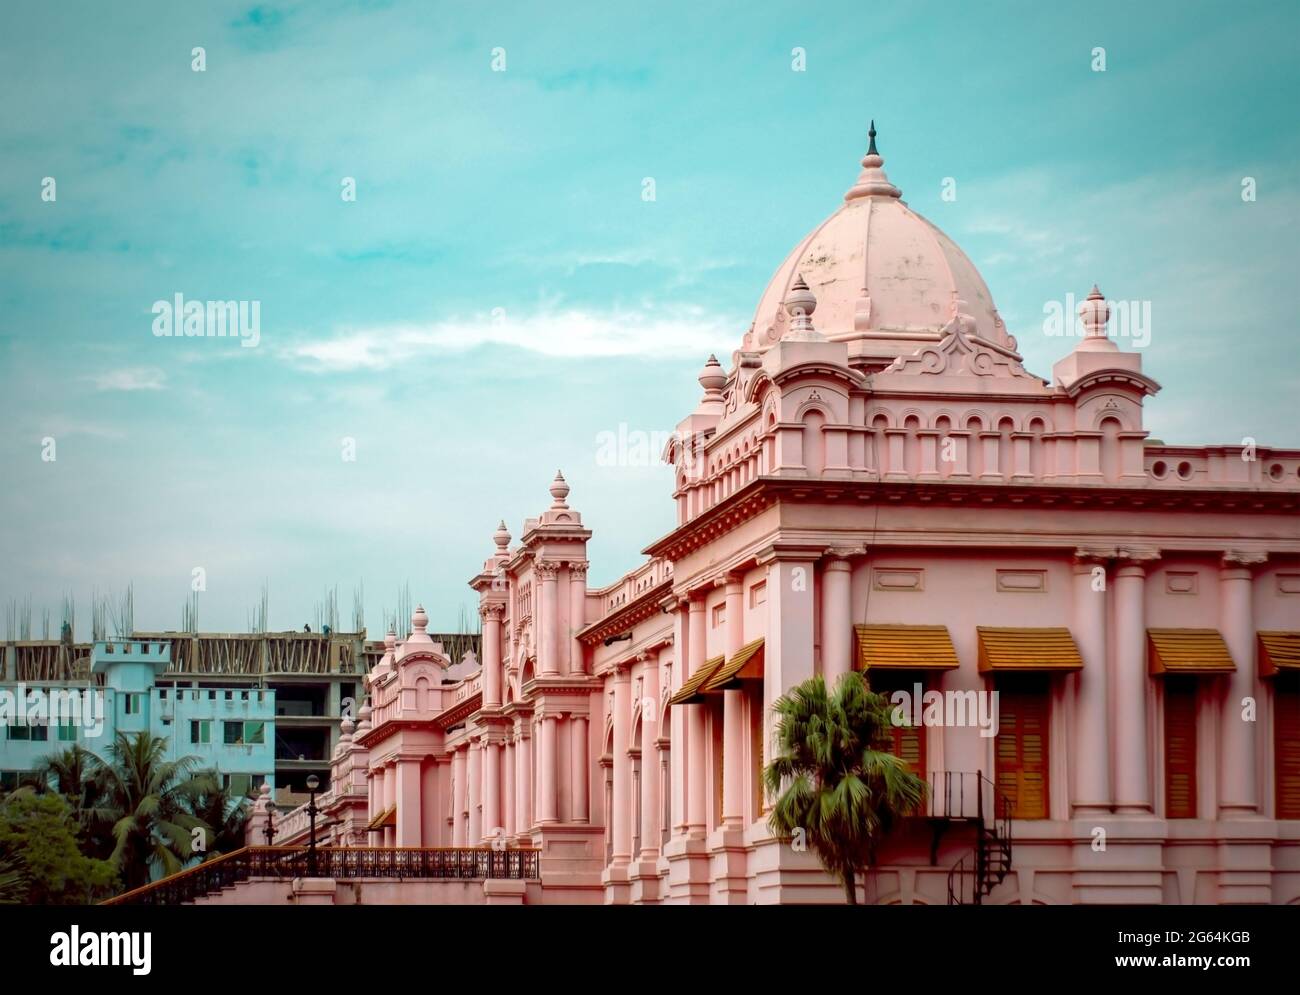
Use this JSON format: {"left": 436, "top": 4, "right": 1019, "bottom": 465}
{"left": 2, "top": 0, "right": 1297, "bottom": 634}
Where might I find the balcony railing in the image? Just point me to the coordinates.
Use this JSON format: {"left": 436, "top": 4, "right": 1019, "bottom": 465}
{"left": 102, "top": 846, "right": 541, "bottom": 906}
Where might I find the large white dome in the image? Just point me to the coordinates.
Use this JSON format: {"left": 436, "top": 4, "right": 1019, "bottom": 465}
{"left": 744, "top": 126, "right": 1010, "bottom": 362}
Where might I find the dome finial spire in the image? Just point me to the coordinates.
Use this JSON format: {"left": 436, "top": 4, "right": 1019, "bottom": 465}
{"left": 845, "top": 121, "right": 900, "bottom": 202}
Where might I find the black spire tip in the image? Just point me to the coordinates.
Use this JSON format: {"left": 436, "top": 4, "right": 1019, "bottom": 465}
{"left": 867, "top": 120, "right": 878, "bottom": 156}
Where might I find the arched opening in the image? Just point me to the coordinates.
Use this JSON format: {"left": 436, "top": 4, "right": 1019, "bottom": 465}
{"left": 1100, "top": 417, "right": 1123, "bottom": 483}
{"left": 1028, "top": 418, "right": 1047, "bottom": 479}
{"left": 803, "top": 409, "right": 826, "bottom": 476}
{"left": 903, "top": 414, "right": 922, "bottom": 477}
{"left": 965, "top": 415, "right": 985, "bottom": 478}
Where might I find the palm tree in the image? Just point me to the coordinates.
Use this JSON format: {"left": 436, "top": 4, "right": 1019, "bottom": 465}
{"left": 763, "top": 671, "right": 927, "bottom": 904}
{"left": 37, "top": 745, "right": 101, "bottom": 825}
{"left": 187, "top": 776, "right": 252, "bottom": 860}
{"left": 89, "top": 732, "right": 219, "bottom": 890}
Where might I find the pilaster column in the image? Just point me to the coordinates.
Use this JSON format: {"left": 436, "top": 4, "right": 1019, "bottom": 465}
{"left": 1114, "top": 551, "right": 1158, "bottom": 813}
{"left": 639, "top": 654, "right": 661, "bottom": 859}
{"left": 612, "top": 665, "right": 633, "bottom": 862}
{"left": 503, "top": 739, "right": 516, "bottom": 835}
{"left": 571, "top": 714, "right": 589, "bottom": 823}
{"left": 719, "top": 576, "right": 746, "bottom": 832}
{"left": 721, "top": 689, "right": 745, "bottom": 829}
{"left": 383, "top": 761, "right": 397, "bottom": 847}
{"left": 515, "top": 724, "right": 532, "bottom": 833}
{"left": 686, "top": 595, "right": 708, "bottom": 832}
{"left": 451, "top": 747, "right": 467, "bottom": 845}
{"left": 669, "top": 599, "right": 690, "bottom": 834}
{"left": 537, "top": 560, "right": 560, "bottom": 676}
{"left": 1072, "top": 549, "right": 1111, "bottom": 814}
{"left": 481, "top": 604, "right": 504, "bottom": 708}
{"left": 395, "top": 758, "right": 422, "bottom": 846}
{"left": 1219, "top": 551, "right": 1267, "bottom": 817}
{"left": 538, "top": 712, "right": 558, "bottom": 823}
{"left": 467, "top": 739, "right": 483, "bottom": 843}
{"left": 483, "top": 738, "right": 501, "bottom": 837}
{"left": 568, "top": 562, "right": 588, "bottom": 675}
{"left": 722, "top": 576, "right": 744, "bottom": 659}
{"left": 820, "top": 555, "right": 854, "bottom": 686}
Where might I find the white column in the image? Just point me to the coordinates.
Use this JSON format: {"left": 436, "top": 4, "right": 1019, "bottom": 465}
{"left": 1113, "top": 554, "right": 1156, "bottom": 813}
{"left": 1219, "top": 552, "right": 1265, "bottom": 816}
{"left": 640, "top": 653, "right": 661, "bottom": 859}
{"left": 1072, "top": 551, "right": 1111, "bottom": 814}
{"left": 820, "top": 556, "right": 853, "bottom": 686}
{"left": 571, "top": 714, "right": 589, "bottom": 823}
{"left": 569, "top": 563, "right": 588, "bottom": 675}
{"left": 538, "top": 561, "right": 560, "bottom": 676}
{"left": 467, "top": 739, "right": 483, "bottom": 843}
{"left": 452, "top": 747, "right": 467, "bottom": 845}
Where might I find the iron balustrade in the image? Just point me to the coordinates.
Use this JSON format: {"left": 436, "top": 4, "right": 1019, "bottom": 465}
{"left": 102, "top": 846, "right": 542, "bottom": 906}
{"left": 930, "top": 771, "right": 1014, "bottom": 905}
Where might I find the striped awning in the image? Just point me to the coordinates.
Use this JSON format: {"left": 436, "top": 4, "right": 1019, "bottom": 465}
{"left": 1259, "top": 631, "right": 1300, "bottom": 676}
{"left": 854, "top": 625, "right": 960, "bottom": 671}
{"left": 977, "top": 627, "right": 1083, "bottom": 672}
{"left": 667, "top": 656, "right": 724, "bottom": 706}
{"left": 1147, "top": 629, "right": 1236, "bottom": 675}
{"left": 367, "top": 805, "right": 396, "bottom": 831}
{"left": 702, "top": 639, "right": 765, "bottom": 692}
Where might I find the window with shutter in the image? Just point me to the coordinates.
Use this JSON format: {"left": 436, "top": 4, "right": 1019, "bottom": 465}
{"left": 1276, "top": 675, "right": 1300, "bottom": 820}
{"left": 994, "top": 679, "right": 1049, "bottom": 819}
{"left": 1163, "top": 677, "right": 1198, "bottom": 819}
{"left": 868, "top": 673, "right": 927, "bottom": 777}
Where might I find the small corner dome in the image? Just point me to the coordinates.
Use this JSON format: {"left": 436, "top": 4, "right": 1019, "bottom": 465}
{"left": 746, "top": 126, "right": 1007, "bottom": 354}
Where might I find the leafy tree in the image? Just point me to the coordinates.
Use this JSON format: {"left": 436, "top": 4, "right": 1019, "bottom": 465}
{"left": 86, "top": 732, "right": 218, "bottom": 891}
{"left": 0, "top": 791, "right": 116, "bottom": 904}
{"left": 763, "top": 671, "right": 927, "bottom": 904}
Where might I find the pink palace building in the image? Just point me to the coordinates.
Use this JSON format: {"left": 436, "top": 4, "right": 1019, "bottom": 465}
{"left": 262, "top": 129, "right": 1300, "bottom": 905}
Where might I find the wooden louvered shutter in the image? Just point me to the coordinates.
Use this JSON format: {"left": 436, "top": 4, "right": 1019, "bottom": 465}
{"left": 995, "top": 684, "right": 1049, "bottom": 819}
{"left": 870, "top": 674, "right": 927, "bottom": 777}
{"left": 1276, "top": 676, "right": 1300, "bottom": 820}
{"left": 1163, "top": 678, "right": 1198, "bottom": 819}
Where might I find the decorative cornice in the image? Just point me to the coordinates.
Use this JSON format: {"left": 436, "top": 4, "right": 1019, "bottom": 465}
{"left": 643, "top": 475, "right": 1300, "bottom": 562}
{"left": 1222, "top": 550, "right": 1269, "bottom": 569}
{"left": 576, "top": 577, "right": 673, "bottom": 646}
{"left": 534, "top": 560, "right": 560, "bottom": 581}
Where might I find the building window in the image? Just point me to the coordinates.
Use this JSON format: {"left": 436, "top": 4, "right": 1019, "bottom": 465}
{"left": 1276, "top": 675, "right": 1300, "bottom": 819}
{"left": 224, "top": 773, "right": 253, "bottom": 797}
{"left": 122, "top": 694, "right": 143, "bottom": 715}
{"left": 223, "top": 721, "right": 265, "bottom": 746}
{"left": 749, "top": 581, "right": 767, "bottom": 608}
{"left": 57, "top": 722, "right": 78, "bottom": 742}
{"left": 7, "top": 725, "right": 48, "bottom": 742}
{"left": 191, "top": 720, "right": 212, "bottom": 744}
{"left": 868, "top": 672, "right": 928, "bottom": 779}
{"left": 1164, "top": 678, "right": 1198, "bottom": 819}
{"left": 712, "top": 604, "right": 726, "bottom": 628}
{"left": 994, "top": 676, "right": 1050, "bottom": 820}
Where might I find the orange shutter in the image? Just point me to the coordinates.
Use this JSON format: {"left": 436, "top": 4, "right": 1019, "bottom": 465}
{"left": 995, "top": 684, "right": 1049, "bottom": 819}
{"left": 869, "top": 675, "right": 927, "bottom": 776}
{"left": 1163, "top": 678, "right": 1198, "bottom": 819}
{"left": 1276, "top": 677, "right": 1300, "bottom": 820}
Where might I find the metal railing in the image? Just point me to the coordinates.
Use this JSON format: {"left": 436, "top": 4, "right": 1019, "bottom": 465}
{"left": 102, "top": 846, "right": 541, "bottom": 906}
{"left": 940, "top": 771, "right": 1014, "bottom": 905}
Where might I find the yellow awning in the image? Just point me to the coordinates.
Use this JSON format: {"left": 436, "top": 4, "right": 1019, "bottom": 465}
{"left": 1147, "top": 629, "right": 1236, "bottom": 675}
{"left": 667, "top": 656, "right": 724, "bottom": 705}
{"left": 702, "top": 639, "right": 765, "bottom": 691}
{"left": 855, "top": 624, "right": 960, "bottom": 671}
{"left": 367, "top": 805, "right": 396, "bottom": 831}
{"left": 977, "top": 627, "right": 1083, "bottom": 672}
{"left": 1259, "top": 631, "right": 1300, "bottom": 676}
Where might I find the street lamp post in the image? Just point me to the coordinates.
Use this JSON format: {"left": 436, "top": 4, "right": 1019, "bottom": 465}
{"left": 263, "top": 801, "right": 277, "bottom": 847}
{"left": 306, "top": 774, "right": 321, "bottom": 876}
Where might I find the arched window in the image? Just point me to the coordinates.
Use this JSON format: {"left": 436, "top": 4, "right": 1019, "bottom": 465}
{"left": 1100, "top": 416, "right": 1123, "bottom": 483}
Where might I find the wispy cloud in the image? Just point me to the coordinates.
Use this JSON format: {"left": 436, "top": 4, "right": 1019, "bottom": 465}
{"left": 282, "top": 305, "right": 739, "bottom": 372}
{"left": 84, "top": 367, "right": 167, "bottom": 392}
